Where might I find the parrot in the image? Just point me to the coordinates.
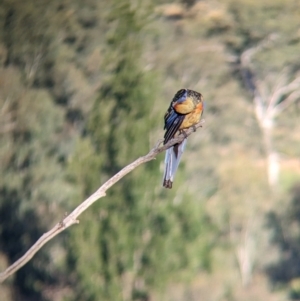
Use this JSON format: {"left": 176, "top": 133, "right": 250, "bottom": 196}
{"left": 163, "top": 88, "right": 204, "bottom": 189}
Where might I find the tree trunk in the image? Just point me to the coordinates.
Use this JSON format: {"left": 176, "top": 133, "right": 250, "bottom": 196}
{"left": 261, "top": 119, "right": 279, "bottom": 187}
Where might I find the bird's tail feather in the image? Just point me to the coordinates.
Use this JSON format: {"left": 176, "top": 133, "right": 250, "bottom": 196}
{"left": 162, "top": 139, "right": 187, "bottom": 189}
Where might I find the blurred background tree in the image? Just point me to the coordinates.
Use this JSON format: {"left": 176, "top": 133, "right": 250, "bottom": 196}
{"left": 0, "top": 0, "right": 300, "bottom": 300}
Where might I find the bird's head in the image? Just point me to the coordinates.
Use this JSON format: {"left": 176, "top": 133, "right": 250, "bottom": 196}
{"left": 173, "top": 88, "right": 188, "bottom": 105}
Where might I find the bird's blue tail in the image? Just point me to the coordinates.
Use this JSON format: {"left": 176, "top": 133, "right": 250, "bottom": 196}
{"left": 163, "top": 139, "right": 187, "bottom": 189}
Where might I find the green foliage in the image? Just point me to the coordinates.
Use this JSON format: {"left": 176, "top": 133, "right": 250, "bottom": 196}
{"left": 266, "top": 183, "right": 300, "bottom": 296}
{"left": 0, "top": 68, "right": 74, "bottom": 299}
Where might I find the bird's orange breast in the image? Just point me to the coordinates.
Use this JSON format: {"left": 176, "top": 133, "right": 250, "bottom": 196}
{"left": 173, "top": 97, "right": 195, "bottom": 114}
{"left": 179, "top": 102, "right": 203, "bottom": 130}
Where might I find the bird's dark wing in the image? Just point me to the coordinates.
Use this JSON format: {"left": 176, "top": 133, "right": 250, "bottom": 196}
{"left": 163, "top": 107, "right": 185, "bottom": 144}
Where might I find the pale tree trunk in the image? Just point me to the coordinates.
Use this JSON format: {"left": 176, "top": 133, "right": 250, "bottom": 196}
{"left": 230, "top": 219, "right": 256, "bottom": 287}
{"left": 254, "top": 91, "right": 279, "bottom": 187}
{"left": 240, "top": 37, "right": 300, "bottom": 187}
{"left": 257, "top": 106, "right": 279, "bottom": 187}
{"left": 261, "top": 119, "right": 279, "bottom": 187}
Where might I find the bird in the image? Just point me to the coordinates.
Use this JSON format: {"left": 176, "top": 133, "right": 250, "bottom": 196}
{"left": 162, "top": 88, "right": 204, "bottom": 189}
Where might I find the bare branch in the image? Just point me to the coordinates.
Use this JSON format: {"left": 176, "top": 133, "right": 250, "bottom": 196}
{"left": 272, "top": 89, "right": 300, "bottom": 117}
{"left": 0, "top": 119, "right": 205, "bottom": 283}
{"left": 240, "top": 46, "right": 266, "bottom": 120}
{"left": 241, "top": 47, "right": 258, "bottom": 67}
{"left": 240, "top": 33, "right": 277, "bottom": 69}
{"left": 270, "top": 68, "right": 289, "bottom": 96}
{"left": 267, "top": 76, "right": 300, "bottom": 114}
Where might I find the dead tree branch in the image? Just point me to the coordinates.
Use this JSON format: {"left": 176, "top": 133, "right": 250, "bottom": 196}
{"left": 0, "top": 119, "right": 205, "bottom": 283}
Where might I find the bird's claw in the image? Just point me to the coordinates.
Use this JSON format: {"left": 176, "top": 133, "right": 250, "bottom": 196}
{"left": 179, "top": 129, "right": 187, "bottom": 138}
